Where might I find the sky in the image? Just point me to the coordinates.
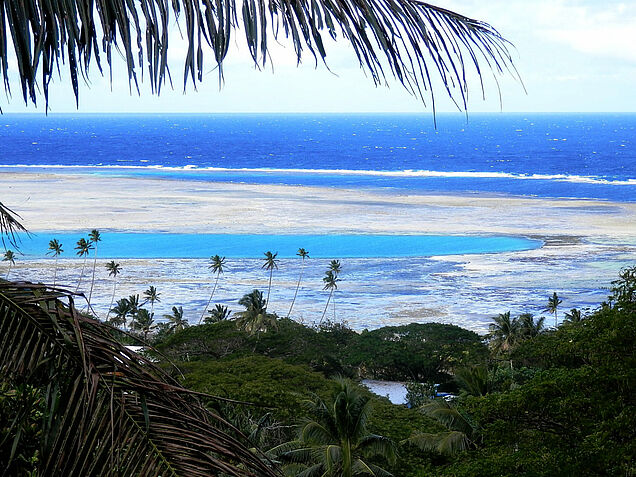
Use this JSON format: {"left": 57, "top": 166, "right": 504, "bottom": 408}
{"left": 1, "top": 0, "right": 635, "bottom": 114}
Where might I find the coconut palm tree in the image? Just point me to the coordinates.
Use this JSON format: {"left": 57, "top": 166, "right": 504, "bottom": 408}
{"left": 518, "top": 313, "right": 545, "bottom": 339}
{"left": 320, "top": 270, "right": 339, "bottom": 325}
{"left": 143, "top": 285, "right": 161, "bottom": 315}
{"left": 46, "top": 239, "right": 63, "bottom": 286}
{"left": 564, "top": 308, "right": 584, "bottom": 324}
{"left": 3, "top": 250, "right": 16, "bottom": 279}
{"left": 109, "top": 297, "right": 132, "bottom": 330}
{"left": 236, "top": 289, "right": 277, "bottom": 335}
{"left": 487, "top": 311, "right": 521, "bottom": 357}
{"left": 87, "top": 229, "right": 102, "bottom": 307}
{"left": 271, "top": 378, "right": 396, "bottom": 477}
{"left": 105, "top": 261, "right": 121, "bottom": 320}
{"left": 128, "top": 294, "right": 141, "bottom": 319}
{"left": 405, "top": 399, "right": 480, "bottom": 456}
{"left": 132, "top": 309, "right": 155, "bottom": 341}
{"left": 261, "top": 251, "right": 279, "bottom": 310}
{"left": 544, "top": 292, "right": 563, "bottom": 328}
{"left": 287, "top": 248, "right": 309, "bottom": 319}
{"left": 74, "top": 237, "right": 93, "bottom": 292}
{"left": 204, "top": 304, "right": 232, "bottom": 324}
{"left": 199, "top": 255, "right": 226, "bottom": 324}
{"left": 164, "top": 306, "right": 189, "bottom": 333}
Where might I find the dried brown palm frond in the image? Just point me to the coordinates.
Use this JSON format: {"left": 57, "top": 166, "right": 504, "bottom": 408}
{"left": 0, "top": 201, "right": 28, "bottom": 249}
{"left": 0, "top": 0, "right": 520, "bottom": 112}
{"left": 0, "top": 279, "right": 279, "bottom": 477}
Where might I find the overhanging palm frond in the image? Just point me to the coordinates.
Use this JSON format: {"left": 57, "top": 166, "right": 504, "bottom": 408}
{"left": 0, "top": 0, "right": 519, "bottom": 111}
{"left": 0, "top": 201, "right": 28, "bottom": 249}
{"left": 0, "top": 280, "right": 278, "bottom": 477}
{"left": 405, "top": 430, "right": 471, "bottom": 456}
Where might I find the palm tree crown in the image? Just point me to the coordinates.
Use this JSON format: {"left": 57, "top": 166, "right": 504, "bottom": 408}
{"left": 262, "top": 251, "right": 279, "bottom": 310}
{"left": 487, "top": 311, "right": 521, "bottom": 356}
{"left": 236, "top": 289, "right": 278, "bottom": 335}
{"left": 163, "top": 306, "right": 189, "bottom": 333}
{"left": 271, "top": 378, "right": 396, "bottom": 477}
{"left": 74, "top": 237, "right": 93, "bottom": 292}
{"left": 105, "top": 261, "right": 121, "bottom": 320}
{"left": 3, "top": 250, "right": 16, "bottom": 280}
{"left": 199, "top": 255, "right": 226, "bottom": 324}
{"left": 544, "top": 292, "right": 563, "bottom": 328}
{"left": 46, "top": 239, "right": 63, "bottom": 286}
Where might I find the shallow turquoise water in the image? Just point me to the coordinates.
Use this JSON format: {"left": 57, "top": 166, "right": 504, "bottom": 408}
{"left": 16, "top": 233, "right": 542, "bottom": 259}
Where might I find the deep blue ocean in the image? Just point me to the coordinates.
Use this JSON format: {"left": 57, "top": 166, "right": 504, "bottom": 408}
{"left": 1, "top": 113, "right": 634, "bottom": 201}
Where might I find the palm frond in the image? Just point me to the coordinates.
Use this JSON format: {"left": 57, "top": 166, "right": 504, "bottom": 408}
{"left": 0, "top": 202, "right": 28, "bottom": 249}
{"left": 0, "top": 280, "right": 278, "bottom": 476}
{"left": 0, "top": 0, "right": 519, "bottom": 111}
{"left": 420, "top": 399, "right": 474, "bottom": 436}
{"left": 356, "top": 434, "right": 397, "bottom": 464}
{"left": 352, "top": 459, "right": 394, "bottom": 477}
{"left": 405, "top": 430, "right": 471, "bottom": 456}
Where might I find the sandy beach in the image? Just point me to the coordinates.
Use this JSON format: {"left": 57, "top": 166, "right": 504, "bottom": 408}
{"left": 2, "top": 171, "right": 635, "bottom": 332}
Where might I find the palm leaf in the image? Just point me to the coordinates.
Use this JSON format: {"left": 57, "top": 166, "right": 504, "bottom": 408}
{"left": 0, "top": 201, "right": 28, "bottom": 249}
{"left": 405, "top": 430, "right": 471, "bottom": 456}
{"left": 0, "top": 280, "right": 279, "bottom": 476}
{"left": 0, "top": 0, "right": 519, "bottom": 111}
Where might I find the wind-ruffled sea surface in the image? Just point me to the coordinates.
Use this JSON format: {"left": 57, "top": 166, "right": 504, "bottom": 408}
{"left": 2, "top": 113, "right": 635, "bottom": 331}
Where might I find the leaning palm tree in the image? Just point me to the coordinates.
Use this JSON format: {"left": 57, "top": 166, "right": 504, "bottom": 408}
{"left": 320, "top": 269, "right": 340, "bottom": 325}
{"left": 270, "top": 378, "right": 396, "bottom": 477}
{"left": 199, "top": 255, "right": 227, "bottom": 324}
{"left": 164, "top": 306, "right": 189, "bottom": 333}
{"left": 104, "top": 261, "right": 121, "bottom": 320}
{"left": 287, "top": 248, "right": 309, "bottom": 319}
{"left": 0, "top": 202, "right": 28, "bottom": 249}
{"left": 261, "top": 251, "right": 279, "bottom": 310}
{"left": 544, "top": 292, "right": 563, "bottom": 328}
{"left": 46, "top": 239, "right": 64, "bottom": 286}
{"left": 87, "top": 229, "right": 102, "bottom": 308}
{"left": 143, "top": 285, "right": 161, "bottom": 315}
{"left": 74, "top": 238, "right": 93, "bottom": 292}
{"left": 0, "top": 280, "right": 277, "bottom": 476}
{"left": 3, "top": 250, "right": 16, "bottom": 280}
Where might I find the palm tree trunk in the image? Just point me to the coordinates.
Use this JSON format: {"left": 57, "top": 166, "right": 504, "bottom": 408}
{"left": 320, "top": 289, "right": 333, "bottom": 325}
{"left": 342, "top": 438, "right": 352, "bottom": 477}
{"left": 5, "top": 265, "right": 11, "bottom": 280}
{"left": 199, "top": 273, "right": 220, "bottom": 324}
{"left": 266, "top": 269, "right": 273, "bottom": 309}
{"left": 286, "top": 261, "right": 304, "bottom": 319}
{"left": 76, "top": 258, "right": 88, "bottom": 292}
{"left": 53, "top": 255, "right": 58, "bottom": 286}
{"left": 554, "top": 310, "right": 558, "bottom": 328}
{"left": 88, "top": 244, "right": 98, "bottom": 306}
{"left": 106, "top": 280, "right": 117, "bottom": 321}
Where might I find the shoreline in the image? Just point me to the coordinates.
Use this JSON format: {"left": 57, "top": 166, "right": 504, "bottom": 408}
{"left": 2, "top": 170, "right": 635, "bottom": 332}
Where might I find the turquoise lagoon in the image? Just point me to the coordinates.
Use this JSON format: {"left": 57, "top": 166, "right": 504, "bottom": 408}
{"left": 17, "top": 233, "right": 542, "bottom": 259}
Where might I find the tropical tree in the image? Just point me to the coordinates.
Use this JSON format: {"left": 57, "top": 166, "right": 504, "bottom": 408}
{"left": 236, "top": 289, "right": 278, "bottom": 335}
{"left": 199, "top": 255, "right": 226, "bottom": 324}
{"left": 564, "top": 308, "right": 584, "bottom": 324}
{"left": 405, "top": 399, "right": 480, "bottom": 456}
{"left": 518, "top": 313, "right": 545, "bottom": 339}
{"left": 0, "top": 280, "right": 277, "bottom": 476}
{"left": 287, "top": 248, "right": 309, "bottom": 319}
{"left": 104, "top": 261, "right": 121, "bottom": 320}
{"left": 143, "top": 285, "right": 161, "bottom": 315}
{"left": 3, "top": 250, "right": 15, "bottom": 280}
{"left": 271, "top": 378, "right": 396, "bottom": 477}
{"left": 487, "top": 311, "right": 521, "bottom": 357}
{"left": 74, "top": 237, "right": 93, "bottom": 292}
{"left": 127, "top": 294, "right": 141, "bottom": 319}
{"left": 544, "top": 292, "right": 563, "bottom": 328}
{"left": 204, "top": 304, "right": 232, "bottom": 324}
{"left": 262, "top": 251, "right": 279, "bottom": 310}
{"left": 132, "top": 308, "right": 155, "bottom": 341}
{"left": 164, "top": 306, "right": 189, "bottom": 333}
{"left": 46, "top": 239, "right": 63, "bottom": 286}
{"left": 321, "top": 267, "right": 341, "bottom": 325}
{"left": 86, "top": 229, "right": 102, "bottom": 307}
{"left": 109, "top": 297, "right": 132, "bottom": 330}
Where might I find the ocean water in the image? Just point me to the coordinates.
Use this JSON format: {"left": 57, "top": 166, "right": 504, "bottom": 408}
{"left": 1, "top": 113, "right": 635, "bottom": 201}
{"left": 16, "top": 233, "right": 541, "bottom": 259}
